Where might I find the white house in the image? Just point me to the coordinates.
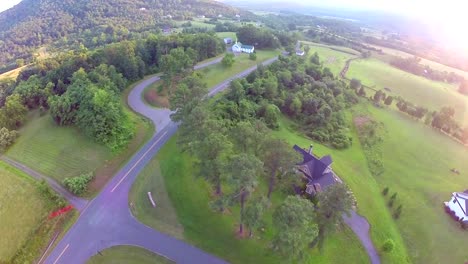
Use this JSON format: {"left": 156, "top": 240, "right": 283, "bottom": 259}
{"left": 445, "top": 190, "right": 468, "bottom": 223}
{"left": 232, "top": 41, "right": 254, "bottom": 54}
{"left": 296, "top": 50, "right": 305, "bottom": 56}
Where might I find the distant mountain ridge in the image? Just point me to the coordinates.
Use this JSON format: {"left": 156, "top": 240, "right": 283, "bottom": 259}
{"left": 0, "top": 0, "right": 247, "bottom": 69}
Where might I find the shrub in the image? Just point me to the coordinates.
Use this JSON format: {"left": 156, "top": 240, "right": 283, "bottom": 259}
{"left": 63, "top": 172, "right": 94, "bottom": 195}
{"left": 0, "top": 127, "right": 18, "bottom": 151}
{"left": 249, "top": 52, "right": 257, "bottom": 61}
{"left": 222, "top": 53, "right": 235, "bottom": 67}
{"left": 382, "top": 187, "right": 389, "bottom": 196}
{"left": 38, "top": 180, "right": 66, "bottom": 209}
{"left": 393, "top": 204, "right": 403, "bottom": 219}
{"left": 390, "top": 192, "right": 398, "bottom": 201}
{"left": 382, "top": 239, "right": 395, "bottom": 252}
{"left": 388, "top": 199, "right": 395, "bottom": 208}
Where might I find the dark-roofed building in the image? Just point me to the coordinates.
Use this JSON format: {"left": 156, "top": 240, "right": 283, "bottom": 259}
{"left": 445, "top": 191, "right": 468, "bottom": 223}
{"left": 293, "top": 144, "right": 342, "bottom": 196}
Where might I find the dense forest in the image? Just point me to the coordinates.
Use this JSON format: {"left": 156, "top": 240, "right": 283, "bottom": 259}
{"left": 0, "top": 32, "right": 225, "bottom": 150}
{"left": 0, "top": 0, "right": 250, "bottom": 71}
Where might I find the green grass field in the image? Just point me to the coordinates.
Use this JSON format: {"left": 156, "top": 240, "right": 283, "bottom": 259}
{"left": 303, "top": 43, "right": 358, "bottom": 76}
{"left": 215, "top": 32, "right": 236, "bottom": 40}
{"left": 87, "top": 246, "right": 174, "bottom": 264}
{"left": 6, "top": 84, "right": 153, "bottom": 194}
{"left": 369, "top": 44, "right": 468, "bottom": 80}
{"left": 347, "top": 58, "right": 467, "bottom": 123}
{"left": 0, "top": 162, "right": 49, "bottom": 262}
{"left": 365, "top": 105, "right": 468, "bottom": 264}
{"left": 202, "top": 50, "right": 280, "bottom": 88}
{"left": 273, "top": 115, "right": 409, "bottom": 264}
{"left": 6, "top": 112, "right": 112, "bottom": 183}
{"left": 130, "top": 134, "right": 370, "bottom": 264}
{"left": 143, "top": 50, "right": 280, "bottom": 107}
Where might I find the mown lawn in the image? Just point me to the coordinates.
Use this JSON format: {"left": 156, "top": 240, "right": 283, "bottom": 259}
{"left": 87, "top": 246, "right": 174, "bottom": 264}
{"left": 303, "top": 43, "right": 358, "bottom": 76}
{"left": 366, "top": 105, "right": 468, "bottom": 264}
{"left": 6, "top": 84, "right": 153, "bottom": 194}
{"left": 347, "top": 58, "right": 467, "bottom": 123}
{"left": 272, "top": 115, "right": 409, "bottom": 264}
{"left": 130, "top": 134, "right": 369, "bottom": 264}
{"left": 215, "top": 32, "right": 236, "bottom": 40}
{"left": 6, "top": 112, "right": 112, "bottom": 183}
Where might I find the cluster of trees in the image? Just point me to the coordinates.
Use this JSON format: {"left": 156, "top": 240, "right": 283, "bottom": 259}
{"left": 0, "top": 0, "right": 245, "bottom": 71}
{"left": 394, "top": 98, "right": 468, "bottom": 145}
{"left": 170, "top": 68, "right": 355, "bottom": 261}
{"left": 0, "top": 33, "right": 224, "bottom": 151}
{"left": 248, "top": 54, "right": 357, "bottom": 148}
{"left": 236, "top": 25, "right": 280, "bottom": 49}
{"left": 390, "top": 57, "right": 464, "bottom": 84}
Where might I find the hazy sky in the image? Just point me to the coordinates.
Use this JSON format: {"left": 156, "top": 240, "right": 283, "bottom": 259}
{"left": 0, "top": 0, "right": 21, "bottom": 12}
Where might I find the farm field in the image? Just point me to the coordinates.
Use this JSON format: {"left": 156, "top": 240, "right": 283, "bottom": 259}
{"left": 365, "top": 105, "right": 468, "bottom": 264}
{"left": 143, "top": 49, "right": 280, "bottom": 108}
{"left": 346, "top": 58, "right": 468, "bottom": 123}
{"left": 303, "top": 43, "right": 358, "bottom": 76}
{"left": 0, "top": 65, "right": 27, "bottom": 80}
{"left": 6, "top": 84, "right": 153, "bottom": 194}
{"left": 369, "top": 44, "right": 468, "bottom": 80}
{"left": 87, "top": 246, "right": 174, "bottom": 264}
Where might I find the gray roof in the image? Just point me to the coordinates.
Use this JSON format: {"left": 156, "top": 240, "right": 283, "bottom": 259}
{"left": 293, "top": 144, "right": 337, "bottom": 189}
{"left": 241, "top": 45, "right": 254, "bottom": 49}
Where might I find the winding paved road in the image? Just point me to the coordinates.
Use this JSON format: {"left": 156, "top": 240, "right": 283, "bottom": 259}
{"left": 42, "top": 57, "right": 278, "bottom": 264}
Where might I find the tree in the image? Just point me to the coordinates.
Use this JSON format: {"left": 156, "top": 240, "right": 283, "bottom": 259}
{"left": 169, "top": 73, "right": 208, "bottom": 122}
{"left": 244, "top": 196, "right": 269, "bottom": 237}
{"left": 222, "top": 53, "right": 235, "bottom": 67}
{"left": 16, "top": 58, "right": 25, "bottom": 67}
{"left": 373, "top": 90, "right": 384, "bottom": 103}
{"left": 304, "top": 45, "right": 310, "bottom": 55}
{"left": 0, "top": 94, "right": 28, "bottom": 129}
{"left": 316, "top": 184, "right": 354, "bottom": 248}
{"left": 225, "top": 154, "right": 263, "bottom": 234}
{"left": 229, "top": 120, "right": 268, "bottom": 156}
{"left": 357, "top": 87, "right": 366, "bottom": 97}
{"left": 384, "top": 96, "right": 393, "bottom": 106}
{"left": 350, "top": 78, "right": 361, "bottom": 90}
{"left": 459, "top": 80, "right": 468, "bottom": 95}
{"left": 161, "top": 47, "right": 195, "bottom": 88}
{"left": 257, "top": 103, "right": 280, "bottom": 129}
{"left": 310, "top": 52, "right": 320, "bottom": 65}
{"left": 261, "top": 138, "right": 300, "bottom": 199}
{"left": 0, "top": 127, "right": 18, "bottom": 151}
{"left": 249, "top": 52, "right": 257, "bottom": 61}
{"left": 273, "top": 196, "right": 318, "bottom": 261}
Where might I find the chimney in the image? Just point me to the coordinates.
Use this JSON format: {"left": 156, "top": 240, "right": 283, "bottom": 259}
{"left": 308, "top": 144, "right": 313, "bottom": 154}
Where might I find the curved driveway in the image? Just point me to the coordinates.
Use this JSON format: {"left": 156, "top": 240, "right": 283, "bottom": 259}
{"left": 43, "top": 57, "right": 278, "bottom": 264}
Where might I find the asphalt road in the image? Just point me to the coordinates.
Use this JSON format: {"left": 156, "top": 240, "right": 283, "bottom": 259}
{"left": 43, "top": 56, "right": 278, "bottom": 264}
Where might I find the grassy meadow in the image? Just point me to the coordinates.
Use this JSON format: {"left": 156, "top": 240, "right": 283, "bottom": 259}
{"left": 143, "top": 49, "right": 280, "bottom": 108}
{"left": 0, "top": 162, "right": 49, "bottom": 262}
{"left": 130, "top": 134, "right": 370, "bottom": 264}
{"left": 0, "top": 161, "right": 73, "bottom": 264}
{"left": 303, "top": 43, "right": 358, "bottom": 76}
{"left": 347, "top": 58, "right": 468, "bottom": 123}
{"left": 365, "top": 105, "right": 468, "bottom": 264}
{"left": 370, "top": 44, "right": 468, "bottom": 80}
{"left": 87, "top": 246, "right": 174, "bottom": 264}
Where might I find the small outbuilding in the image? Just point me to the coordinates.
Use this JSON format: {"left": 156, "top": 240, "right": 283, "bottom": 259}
{"left": 223, "top": 38, "right": 232, "bottom": 45}
{"left": 445, "top": 190, "right": 468, "bottom": 223}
